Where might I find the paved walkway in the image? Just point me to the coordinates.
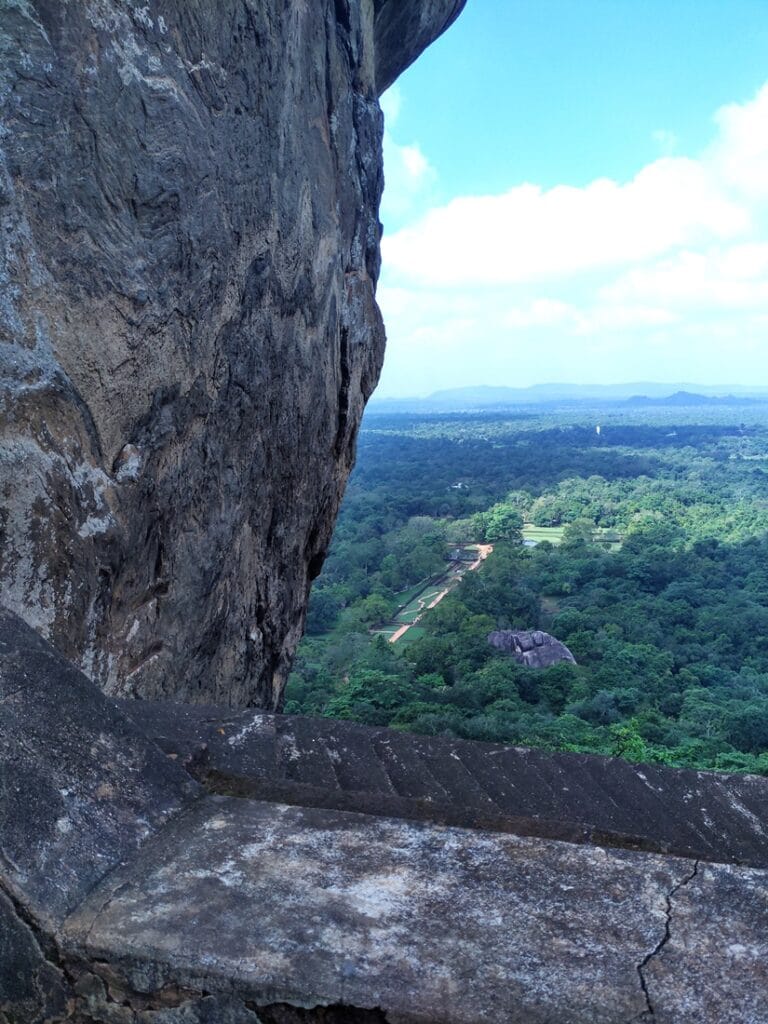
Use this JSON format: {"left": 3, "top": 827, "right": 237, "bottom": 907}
{"left": 388, "top": 544, "right": 493, "bottom": 644}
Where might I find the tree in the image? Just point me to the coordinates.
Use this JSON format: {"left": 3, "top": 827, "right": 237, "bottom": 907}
{"left": 305, "top": 589, "right": 342, "bottom": 634}
{"left": 561, "top": 518, "right": 595, "bottom": 548}
{"left": 725, "top": 701, "right": 768, "bottom": 753}
{"left": 484, "top": 505, "right": 524, "bottom": 542}
{"left": 356, "top": 593, "right": 392, "bottom": 626}
{"left": 610, "top": 719, "right": 649, "bottom": 762}
{"left": 475, "top": 503, "right": 524, "bottom": 543}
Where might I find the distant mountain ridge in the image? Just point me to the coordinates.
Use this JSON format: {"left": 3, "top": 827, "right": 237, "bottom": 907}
{"left": 369, "top": 382, "right": 768, "bottom": 412}
{"left": 622, "top": 390, "right": 763, "bottom": 407}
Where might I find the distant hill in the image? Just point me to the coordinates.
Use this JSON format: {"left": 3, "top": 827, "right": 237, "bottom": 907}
{"left": 622, "top": 390, "right": 763, "bottom": 407}
{"left": 369, "top": 383, "right": 768, "bottom": 413}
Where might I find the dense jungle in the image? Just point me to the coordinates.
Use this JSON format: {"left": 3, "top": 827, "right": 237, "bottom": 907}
{"left": 287, "top": 399, "right": 768, "bottom": 773}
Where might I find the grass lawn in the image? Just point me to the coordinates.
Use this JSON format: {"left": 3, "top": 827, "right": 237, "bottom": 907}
{"left": 395, "top": 584, "right": 446, "bottom": 623}
{"left": 395, "top": 607, "right": 423, "bottom": 625}
{"left": 523, "top": 524, "right": 622, "bottom": 550}
{"left": 393, "top": 580, "right": 430, "bottom": 609}
{"left": 396, "top": 626, "right": 426, "bottom": 646}
{"left": 372, "top": 626, "right": 399, "bottom": 639}
{"left": 522, "top": 524, "right": 566, "bottom": 545}
{"left": 417, "top": 585, "right": 446, "bottom": 606}
{"left": 382, "top": 553, "right": 487, "bottom": 645}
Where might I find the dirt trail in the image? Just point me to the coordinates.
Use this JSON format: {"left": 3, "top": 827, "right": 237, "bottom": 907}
{"left": 387, "top": 545, "right": 493, "bottom": 644}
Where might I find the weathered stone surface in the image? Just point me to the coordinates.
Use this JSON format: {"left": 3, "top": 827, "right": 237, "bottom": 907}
{"left": 119, "top": 700, "right": 768, "bottom": 868}
{"left": 1, "top": 620, "right": 767, "bottom": 1023}
{"left": 61, "top": 796, "right": 701, "bottom": 1024}
{"left": 488, "top": 629, "right": 577, "bottom": 667}
{"left": 644, "top": 862, "right": 768, "bottom": 1024}
{"left": 0, "top": 1, "right": 463, "bottom": 709}
{"left": 0, "top": 889, "right": 69, "bottom": 1024}
{"left": 0, "top": 607, "right": 199, "bottom": 927}
{"left": 69, "top": 975, "right": 266, "bottom": 1024}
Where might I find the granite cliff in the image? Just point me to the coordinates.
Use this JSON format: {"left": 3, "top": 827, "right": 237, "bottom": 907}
{"left": 0, "top": 0, "right": 464, "bottom": 708}
{"left": 2, "top": 9, "right": 768, "bottom": 1020}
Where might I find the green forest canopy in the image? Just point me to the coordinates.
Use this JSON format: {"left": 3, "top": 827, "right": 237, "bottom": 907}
{"left": 286, "top": 405, "right": 768, "bottom": 774}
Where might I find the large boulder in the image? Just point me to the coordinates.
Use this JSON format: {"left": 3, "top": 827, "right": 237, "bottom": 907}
{"left": 488, "top": 629, "right": 578, "bottom": 668}
{"left": 0, "top": 0, "right": 465, "bottom": 708}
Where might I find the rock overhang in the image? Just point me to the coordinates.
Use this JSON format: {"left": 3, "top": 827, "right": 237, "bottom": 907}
{"left": 373, "top": 0, "right": 468, "bottom": 94}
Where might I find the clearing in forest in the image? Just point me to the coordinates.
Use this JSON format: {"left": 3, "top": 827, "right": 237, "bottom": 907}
{"left": 376, "top": 544, "right": 493, "bottom": 645}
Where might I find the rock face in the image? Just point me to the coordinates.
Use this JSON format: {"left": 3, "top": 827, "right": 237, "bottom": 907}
{"left": 0, "top": 0, "right": 465, "bottom": 708}
{"left": 488, "top": 629, "right": 578, "bottom": 668}
{"left": 374, "top": 0, "right": 466, "bottom": 93}
{"left": 0, "top": 607, "right": 199, "bottom": 928}
{"left": 2, "top": 611, "right": 767, "bottom": 1024}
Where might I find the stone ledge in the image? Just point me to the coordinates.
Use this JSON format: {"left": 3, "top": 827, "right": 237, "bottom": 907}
{"left": 60, "top": 796, "right": 768, "bottom": 1024}
{"left": 2, "top": 607, "right": 768, "bottom": 1023}
{"left": 0, "top": 610, "right": 199, "bottom": 929}
{"left": 118, "top": 699, "right": 768, "bottom": 868}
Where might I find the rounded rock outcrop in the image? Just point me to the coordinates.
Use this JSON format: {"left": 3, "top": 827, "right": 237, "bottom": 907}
{"left": 487, "top": 630, "right": 578, "bottom": 669}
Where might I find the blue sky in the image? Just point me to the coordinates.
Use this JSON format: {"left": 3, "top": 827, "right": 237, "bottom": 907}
{"left": 375, "top": 0, "right": 768, "bottom": 396}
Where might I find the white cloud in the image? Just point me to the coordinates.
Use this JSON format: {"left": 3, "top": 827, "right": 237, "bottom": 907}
{"left": 503, "top": 299, "right": 576, "bottom": 328}
{"left": 709, "top": 83, "right": 768, "bottom": 200}
{"left": 603, "top": 245, "right": 768, "bottom": 311}
{"left": 376, "top": 81, "right": 768, "bottom": 395}
{"left": 380, "top": 85, "right": 436, "bottom": 226}
{"left": 382, "top": 158, "right": 748, "bottom": 288}
{"left": 379, "top": 85, "right": 402, "bottom": 126}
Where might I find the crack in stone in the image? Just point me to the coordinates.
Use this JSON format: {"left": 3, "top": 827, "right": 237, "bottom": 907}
{"left": 72, "top": 964, "right": 204, "bottom": 1017}
{"left": 0, "top": 876, "right": 73, "bottom": 1016}
{"left": 0, "top": 874, "right": 55, "bottom": 960}
{"left": 634, "top": 859, "right": 700, "bottom": 1019}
